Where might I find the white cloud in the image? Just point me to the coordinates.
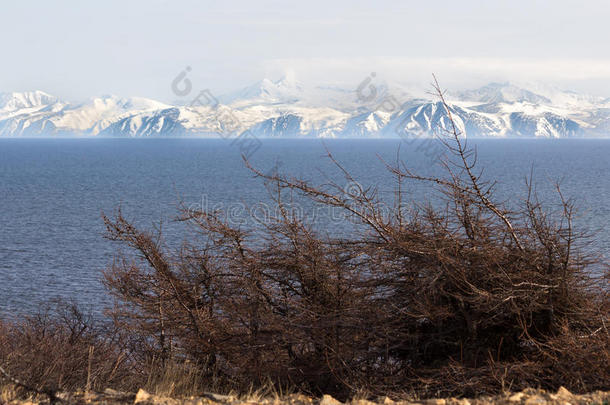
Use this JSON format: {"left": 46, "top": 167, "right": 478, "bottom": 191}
{"left": 262, "top": 57, "right": 610, "bottom": 95}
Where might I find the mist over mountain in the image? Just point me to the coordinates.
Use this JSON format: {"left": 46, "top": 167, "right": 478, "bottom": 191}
{"left": 1, "top": 80, "right": 609, "bottom": 138}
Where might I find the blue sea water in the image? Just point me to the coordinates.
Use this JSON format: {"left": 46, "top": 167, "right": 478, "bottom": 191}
{"left": 0, "top": 138, "right": 608, "bottom": 316}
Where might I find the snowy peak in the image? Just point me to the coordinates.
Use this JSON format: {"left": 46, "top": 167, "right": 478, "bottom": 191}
{"left": 0, "top": 91, "right": 58, "bottom": 111}
{"left": 455, "top": 83, "right": 551, "bottom": 105}
{"left": 221, "top": 76, "right": 304, "bottom": 105}
{"left": 76, "top": 95, "right": 169, "bottom": 111}
{"left": 0, "top": 81, "right": 608, "bottom": 138}
{"left": 99, "top": 107, "right": 185, "bottom": 137}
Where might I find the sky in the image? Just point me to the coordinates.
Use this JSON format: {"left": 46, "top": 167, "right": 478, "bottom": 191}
{"left": 2, "top": 0, "right": 610, "bottom": 102}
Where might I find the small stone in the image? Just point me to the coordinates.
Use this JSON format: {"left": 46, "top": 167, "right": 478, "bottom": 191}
{"left": 56, "top": 392, "right": 72, "bottom": 401}
{"left": 524, "top": 395, "right": 547, "bottom": 405}
{"left": 319, "top": 394, "right": 342, "bottom": 405}
{"left": 101, "top": 388, "right": 135, "bottom": 402}
{"left": 283, "top": 393, "right": 314, "bottom": 405}
{"left": 351, "top": 400, "right": 376, "bottom": 405}
{"left": 556, "top": 387, "right": 573, "bottom": 398}
{"left": 425, "top": 400, "right": 446, "bottom": 405}
{"left": 135, "top": 389, "right": 152, "bottom": 403}
{"left": 509, "top": 392, "right": 525, "bottom": 402}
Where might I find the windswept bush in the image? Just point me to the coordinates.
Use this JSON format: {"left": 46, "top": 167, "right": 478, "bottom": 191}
{"left": 99, "top": 79, "right": 608, "bottom": 398}
{"left": 0, "top": 301, "right": 132, "bottom": 396}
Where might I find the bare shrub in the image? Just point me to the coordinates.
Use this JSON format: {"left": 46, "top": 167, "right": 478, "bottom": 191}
{"left": 101, "top": 78, "right": 609, "bottom": 398}
{"left": 0, "top": 301, "right": 131, "bottom": 396}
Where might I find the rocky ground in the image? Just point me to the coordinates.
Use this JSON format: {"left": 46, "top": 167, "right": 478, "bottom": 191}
{"left": 2, "top": 387, "right": 609, "bottom": 405}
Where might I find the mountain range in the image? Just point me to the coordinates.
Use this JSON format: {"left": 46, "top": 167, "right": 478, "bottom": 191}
{"left": 1, "top": 79, "right": 609, "bottom": 138}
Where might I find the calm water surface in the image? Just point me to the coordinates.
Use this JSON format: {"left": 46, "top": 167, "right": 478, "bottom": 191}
{"left": 0, "top": 139, "right": 608, "bottom": 316}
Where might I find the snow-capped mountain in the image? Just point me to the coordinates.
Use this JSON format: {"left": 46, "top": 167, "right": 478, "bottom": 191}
{"left": 1, "top": 80, "right": 609, "bottom": 138}
{"left": 455, "top": 82, "right": 552, "bottom": 105}
{"left": 0, "top": 91, "right": 58, "bottom": 111}
{"left": 0, "top": 93, "right": 169, "bottom": 137}
{"left": 220, "top": 76, "right": 304, "bottom": 106}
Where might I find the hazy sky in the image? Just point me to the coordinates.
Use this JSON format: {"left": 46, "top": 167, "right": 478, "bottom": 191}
{"left": 2, "top": 0, "right": 610, "bottom": 101}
